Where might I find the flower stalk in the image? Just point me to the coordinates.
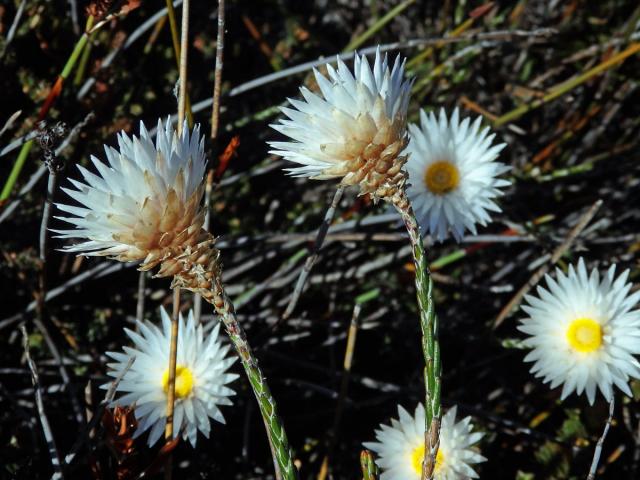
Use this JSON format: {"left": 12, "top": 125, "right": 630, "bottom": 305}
{"left": 211, "top": 275, "right": 297, "bottom": 480}
{"left": 164, "top": 288, "right": 181, "bottom": 441}
{"left": 165, "top": 0, "right": 190, "bottom": 457}
{"left": 169, "top": 234, "right": 298, "bottom": 479}
{"left": 389, "top": 189, "right": 441, "bottom": 480}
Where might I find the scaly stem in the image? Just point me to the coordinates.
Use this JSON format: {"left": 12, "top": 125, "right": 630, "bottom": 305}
{"left": 390, "top": 190, "right": 441, "bottom": 480}
{"left": 211, "top": 276, "right": 298, "bottom": 480}
{"left": 360, "top": 449, "right": 380, "bottom": 480}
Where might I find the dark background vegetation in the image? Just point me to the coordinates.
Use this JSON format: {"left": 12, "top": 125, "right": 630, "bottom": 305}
{"left": 1, "top": 0, "right": 640, "bottom": 478}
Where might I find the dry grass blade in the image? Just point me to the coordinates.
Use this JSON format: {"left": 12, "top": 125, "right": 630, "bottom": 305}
{"left": 493, "top": 199, "right": 603, "bottom": 328}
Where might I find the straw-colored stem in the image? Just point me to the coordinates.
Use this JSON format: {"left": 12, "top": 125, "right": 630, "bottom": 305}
{"left": 164, "top": 3, "right": 189, "bottom": 475}
{"left": 211, "top": 277, "right": 297, "bottom": 480}
{"left": 164, "top": 0, "right": 194, "bottom": 127}
{"left": 163, "top": 288, "right": 180, "bottom": 480}
{"left": 210, "top": 0, "right": 225, "bottom": 139}
{"left": 165, "top": 288, "right": 181, "bottom": 441}
{"left": 390, "top": 190, "right": 441, "bottom": 480}
{"left": 177, "top": 0, "right": 189, "bottom": 130}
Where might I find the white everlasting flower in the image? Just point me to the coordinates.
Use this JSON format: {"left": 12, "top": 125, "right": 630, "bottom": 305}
{"left": 269, "top": 47, "right": 412, "bottom": 199}
{"left": 406, "top": 108, "right": 509, "bottom": 242}
{"left": 105, "top": 308, "right": 238, "bottom": 447}
{"left": 519, "top": 258, "right": 640, "bottom": 405}
{"left": 55, "top": 118, "right": 207, "bottom": 270}
{"left": 364, "top": 404, "right": 486, "bottom": 480}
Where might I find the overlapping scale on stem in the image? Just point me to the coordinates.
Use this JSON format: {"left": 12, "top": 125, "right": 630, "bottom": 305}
{"left": 389, "top": 190, "right": 442, "bottom": 480}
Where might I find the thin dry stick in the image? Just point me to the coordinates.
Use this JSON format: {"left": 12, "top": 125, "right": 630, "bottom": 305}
{"left": 164, "top": 0, "right": 189, "bottom": 473}
{"left": 0, "top": 110, "right": 22, "bottom": 137}
{"left": 282, "top": 186, "right": 345, "bottom": 320}
{"left": 177, "top": 0, "right": 190, "bottom": 130}
{"left": 493, "top": 199, "right": 603, "bottom": 328}
{"left": 37, "top": 170, "right": 58, "bottom": 321}
{"left": 165, "top": 288, "right": 181, "bottom": 441}
{"left": 21, "top": 324, "right": 64, "bottom": 479}
{"left": 210, "top": 0, "right": 225, "bottom": 139}
{"left": 318, "top": 303, "right": 361, "bottom": 480}
{"left": 0, "top": 0, "right": 27, "bottom": 58}
{"left": 35, "top": 129, "right": 84, "bottom": 424}
{"left": 164, "top": 288, "right": 180, "bottom": 480}
{"left": 136, "top": 271, "right": 146, "bottom": 321}
{"left": 587, "top": 398, "right": 615, "bottom": 480}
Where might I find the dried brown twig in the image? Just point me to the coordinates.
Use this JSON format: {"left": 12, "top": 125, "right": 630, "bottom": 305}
{"left": 318, "top": 302, "right": 361, "bottom": 480}
{"left": 210, "top": 0, "right": 226, "bottom": 140}
{"left": 282, "top": 186, "right": 345, "bottom": 320}
{"left": 20, "top": 324, "right": 64, "bottom": 479}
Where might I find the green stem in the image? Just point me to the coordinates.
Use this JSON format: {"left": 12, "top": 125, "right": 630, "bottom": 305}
{"left": 1, "top": 139, "right": 33, "bottom": 200}
{"left": 360, "top": 450, "right": 380, "bottom": 480}
{"left": 211, "top": 277, "right": 297, "bottom": 480}
{"left": 390, "top": 190, "right": 441, "bottom": 480}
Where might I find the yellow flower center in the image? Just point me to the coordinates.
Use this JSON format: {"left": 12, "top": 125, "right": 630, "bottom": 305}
{"left": 566, "top": 318, "right": 603, "bottom": 353}
{"left": 162, "top": 364, "right": 194, "bottom": 399}
{"left": 424, "top": 160, "right": 460, "bottom": 195}
{"left": 411, "top": 444, "right": 444, "bottom": 476}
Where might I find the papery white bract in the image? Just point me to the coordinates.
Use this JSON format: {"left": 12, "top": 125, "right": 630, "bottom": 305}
{"left": 269, "top": 47, "right": 412, "bottom": 199}
{"left": 519, "top": 258, "right": 640, "bottom": 405}
{"left": 364, "top": 404, "right": 486, "bottom": 480}
{"left": 104, "top": 308, "right": 238, "bottom": 447}
{"left": 406, "top": 108, "right": 509, "bottom": 242}
{"left": 55, "top": 118, "right": 207, "bottom": 270}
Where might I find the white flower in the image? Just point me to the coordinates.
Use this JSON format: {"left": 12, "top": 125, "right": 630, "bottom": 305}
{"left": 55, "top": 118, "right": 207, "bottom": 270}
{"left": 405, "top": 108, "right": 509, "bottom": 242}
{"left": 519, "top": 258, "right": 640, "bottom": 405}
{"left": 364, "top": 404, "right": 486, "bottom": 480}
{"left": 269, "top": 47, "right": 412, "bottom": 198}
{"left": 104, "top": 308, "right": 238, "bottom": 447}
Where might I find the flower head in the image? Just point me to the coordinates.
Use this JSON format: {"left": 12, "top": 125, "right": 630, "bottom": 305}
{"left": 406, "top": 108, "right": 509, "bottom": 242}
{"left": 519, "top": 258, "right": 640, "bottom": 404}
{"left": 269, "top": 47, "right": 412, "bottom": 199}
{"left": 364, "top": 404, "right": 486, "bottom": 480}
{"left": 55, "top": 118, "right": 207, "bottom": 271}
{"left": 105, "top": 308, "right": 238, "bottom": 447}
